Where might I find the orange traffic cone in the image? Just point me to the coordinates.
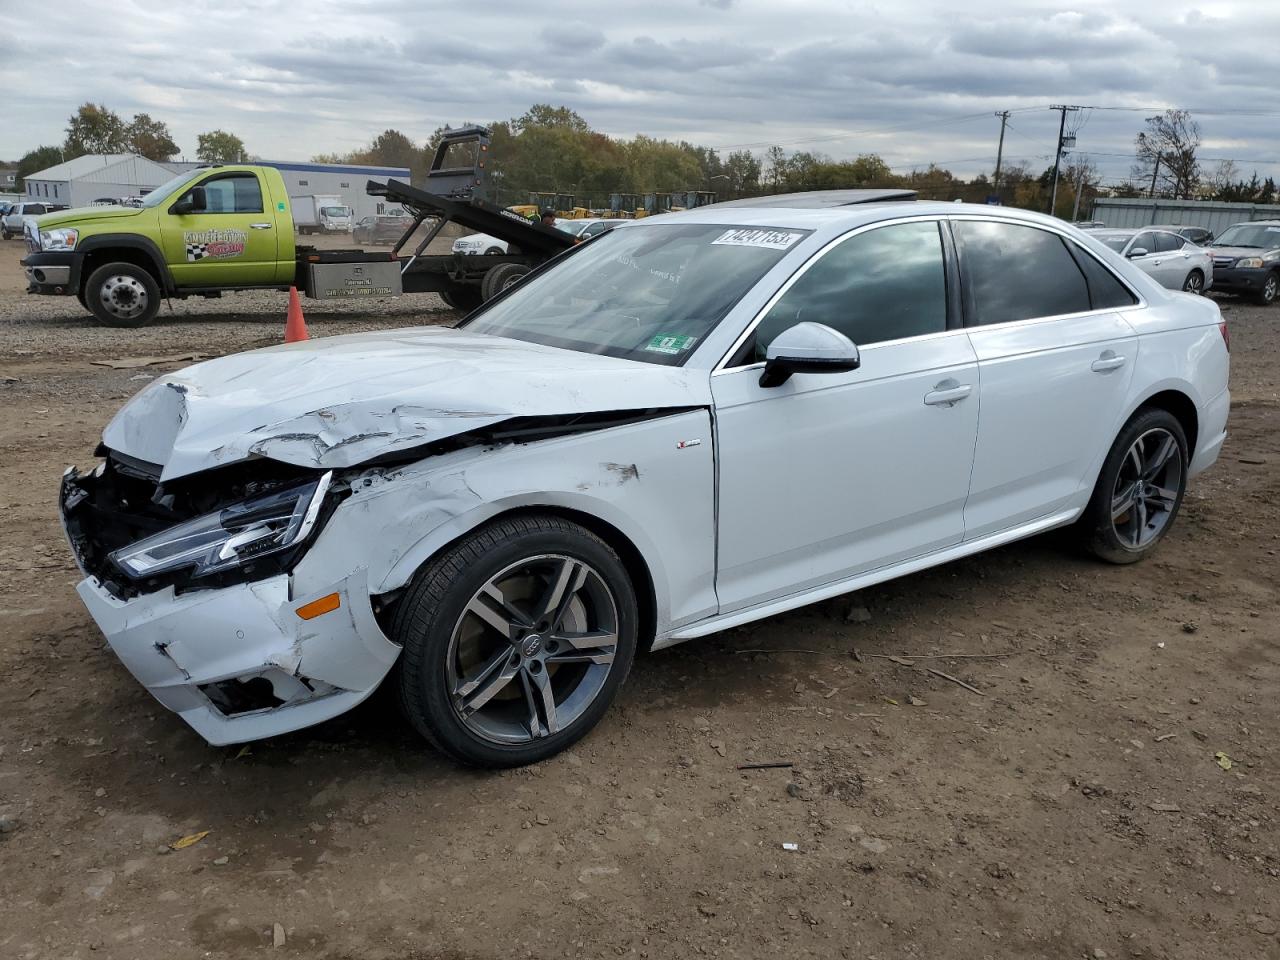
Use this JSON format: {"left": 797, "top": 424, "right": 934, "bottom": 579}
{"left": 284, "top": 286, "right": 309, "bottom": 343}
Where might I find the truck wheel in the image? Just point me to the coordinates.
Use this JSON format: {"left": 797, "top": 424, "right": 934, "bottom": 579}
{"left": 481, "top": 263, "right": 531, "bottom": 300}
{"left": 440, "top": 284, "right": 483, "bottom": 313}
{"left": 84, "top": 262, "right": 161, "bottom": 328}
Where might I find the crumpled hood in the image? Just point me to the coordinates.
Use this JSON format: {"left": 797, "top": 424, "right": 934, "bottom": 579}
{"left": 102, "top": 326, "right": 709, "bottom": 481}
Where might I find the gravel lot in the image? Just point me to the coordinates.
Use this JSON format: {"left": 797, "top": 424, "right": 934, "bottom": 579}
{"left": 0, "top": 234, "right": 1277, "bottom": 960}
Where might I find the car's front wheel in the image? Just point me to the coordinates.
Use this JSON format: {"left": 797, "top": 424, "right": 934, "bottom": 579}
{"left": 1078, "top": 408, "right": 1188, "bottom": 564}
{"left": 1255, "top": 271, "right": 1279, "bottom": 306}
{"left": 1182, "top": 269, "right": 1204, "bottom": 294}
{"left": 393, "top": 514, "right": 639, "bottom": 767}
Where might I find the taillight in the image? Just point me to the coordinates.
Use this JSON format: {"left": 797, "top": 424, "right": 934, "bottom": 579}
{"left": 1219, "top": 320, "right": 1230, "bottom": 352}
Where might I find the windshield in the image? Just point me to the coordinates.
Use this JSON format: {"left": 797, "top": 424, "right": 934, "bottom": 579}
{"left": 140, "top": 171, "right": 202, "bottom": 208}
{"left": 1215, "top": 224, "right": 1280, "bottom": 248}
{"left": 463, "top": 222, "right": 810, "bottom": 366}
{"left": 1096, "top": 234, "right": 1131, "bottom": 253}
{"left": 321, "top": 206, "right": 350, "bottom": 216}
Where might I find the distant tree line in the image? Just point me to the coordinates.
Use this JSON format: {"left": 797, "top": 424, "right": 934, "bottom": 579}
{"left": 12, "top": 103, "right": 249, "bottom": 189}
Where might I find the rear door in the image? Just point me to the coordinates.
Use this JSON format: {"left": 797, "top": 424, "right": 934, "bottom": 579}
{"left": 159, "top": 171, "right": 279, "bottom": 287}
{"left": 1150, "top": 231, "right": 1190, "bottom": 287}
{"left": 954, "top": 218, "right": 1140, "bottom": 540}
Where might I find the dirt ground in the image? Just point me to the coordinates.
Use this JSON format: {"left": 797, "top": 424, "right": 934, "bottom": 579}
{"left": 0, "top": 236, "right": 1276, "bottom": 960}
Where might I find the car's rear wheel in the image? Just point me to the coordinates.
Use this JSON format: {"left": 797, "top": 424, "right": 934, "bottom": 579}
{"left": 84, "top": 262, "right": 161, "bottom": 328}
{"left": 1078, "top": 408, "right": 1188, "bottom": 564}
{"left": 392, "top": 514, "right": 639, "bottom": 767}
{"left": 1182, "top": 270, "right": 1204, "bottom": 294}
{"left": 1255, "top": 271, "right": 1279, "bottom": 306}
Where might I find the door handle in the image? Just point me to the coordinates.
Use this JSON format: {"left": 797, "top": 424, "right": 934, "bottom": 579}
{"left": 923, "top": 381, "right": 972, "bottom": 407}
{"left": 1091, "top": 352, "right": 1126, "bottom": 373}
{"left": 249, "top": 222, "right": 273, "bottom": 230}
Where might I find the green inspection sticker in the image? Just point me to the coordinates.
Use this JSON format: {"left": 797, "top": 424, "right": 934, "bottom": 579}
{"left": 644, "top": 334, "right": 697, "bottom": 355}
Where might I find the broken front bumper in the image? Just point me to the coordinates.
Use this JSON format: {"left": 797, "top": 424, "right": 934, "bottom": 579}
{"left": 75, "top": 569, "right": 401, "bottom": 745}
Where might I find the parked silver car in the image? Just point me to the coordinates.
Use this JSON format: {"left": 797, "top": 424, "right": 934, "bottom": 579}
{"left": 2, "top": 200, "right": 68, "bottom": 240}
{"left": 1094, "top": 229, "right": 1214, "bottom": 294}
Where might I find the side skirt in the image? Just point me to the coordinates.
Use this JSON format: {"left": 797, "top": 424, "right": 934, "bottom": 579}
{"left": 654, "top": 508, "right": 1080, "bottom": 648}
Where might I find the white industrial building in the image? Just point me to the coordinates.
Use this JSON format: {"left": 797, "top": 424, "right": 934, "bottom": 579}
{"left": 21, "top": 154, "right": 410, "bottom": 222}
{"left": 257, "top": 160, "right": 412, "bottom": 221}
{"left": 21, "top": 154, "right": 181, "bottom": 206}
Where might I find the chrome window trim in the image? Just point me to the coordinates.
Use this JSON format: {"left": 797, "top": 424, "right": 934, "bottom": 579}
{"left": 714, "top": 212, "right": 1148, "bottom": 375}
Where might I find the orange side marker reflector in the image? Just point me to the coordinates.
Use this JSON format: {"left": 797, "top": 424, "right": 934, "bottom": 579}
{"left": 296, "top": 593, "right": 341, "bottom": 620}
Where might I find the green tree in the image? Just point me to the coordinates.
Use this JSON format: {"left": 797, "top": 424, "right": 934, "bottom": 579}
{"left": 513, "top": 104, "right": 590, "bottom": 134}
{"left": 196, "top": 130, "right": 248, "bottom": 163}
{"left": 125, "top": 113, "right": 179, "bottom": 161}
{"left": 64, "top": 103, "right": 127, "bottom": 158}
{"left": 16, "top": 145, "right": 65, "bottom": 188}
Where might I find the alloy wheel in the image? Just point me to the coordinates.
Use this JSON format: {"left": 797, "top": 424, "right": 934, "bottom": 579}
{"left": 1110, "top": 427, "right": 1183, "bottom": 549}
{"left": 1264, "top": 274, "right": 1278, "bottom": 304}
{"left": 100, "top": 274, "right": 149, "bottom": 321}
{"left": 1182, "top": 272, "right": 1203, "bottom": 294}
{"left": 446, "top": 554, "right": 619, "bottom": 744}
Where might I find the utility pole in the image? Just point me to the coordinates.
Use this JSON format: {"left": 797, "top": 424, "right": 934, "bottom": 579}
{"left": 1148, "top": 153, "right": 1162, "bottom": 198}
{"left": 1071, "top": 165, "right": 1086, "bottom": 221}
{"left": 993, "top": 110, "right": 1009, "bottom": 194}
{"left": 1048, "top": 104, "right": 1080, "bottom": 216}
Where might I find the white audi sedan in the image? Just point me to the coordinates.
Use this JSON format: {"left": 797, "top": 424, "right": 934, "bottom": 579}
{"left": 1094, "top": 228, "right": 1215, "bottom": 294}
{"left": 62, "top": 193, "right": 1230, "bottom": 767}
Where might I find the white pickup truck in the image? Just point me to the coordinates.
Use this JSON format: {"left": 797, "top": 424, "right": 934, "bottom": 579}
{"left": 292, "top": 194, "right": 352, "bottom": 235}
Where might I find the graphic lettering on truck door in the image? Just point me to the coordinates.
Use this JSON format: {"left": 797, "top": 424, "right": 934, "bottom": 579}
{"left": 184, "top": 227, "right": 247, "bottom": 262}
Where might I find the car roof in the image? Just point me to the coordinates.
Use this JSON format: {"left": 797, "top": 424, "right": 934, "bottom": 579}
{"left": 707, "top": 189, "right": 918, "bottom": 209}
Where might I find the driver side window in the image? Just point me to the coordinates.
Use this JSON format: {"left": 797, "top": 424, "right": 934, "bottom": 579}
{"left": 743, "top": 220, "right": 947, "bottom": 362}
{"left": 195, "top": 174, "right": 263, "bottom": 214}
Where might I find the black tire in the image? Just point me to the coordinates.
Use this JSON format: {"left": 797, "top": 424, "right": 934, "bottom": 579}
{"left": 1255, "top": 271, "right": 1279, "bottom": 306}
{"left": 84, "top": 261, "right": 161, "bottom": 328}
{"left": 480, "top": 262, "right": 531, "bottom": 301}
{"left": 1181, "top": 269, "right": 1204, "bottom": 294}
{"left": 439, "top": 284, "right": 483, "bottom": 313}
{"left": 1077, "top": 407, "right": 1188, "bottom": 564}
{"left": 392, "top": 514, "right": 639, "bottom": 767}
{"left": 1, "top": 229, "right": 11, "bottom": 240}
{"left": 484, "top": 247, "right": 503, "bottom": 256}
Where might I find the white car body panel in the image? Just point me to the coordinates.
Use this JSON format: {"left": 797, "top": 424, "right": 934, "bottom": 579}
{"left": 452, "top": 233, "right": 508, "bottom": 255}
{"left": 64, "top": 200, "right": 1230, "bottom": 745}
{"left": 712, "top": 330, "right": 979, "bottom": 611}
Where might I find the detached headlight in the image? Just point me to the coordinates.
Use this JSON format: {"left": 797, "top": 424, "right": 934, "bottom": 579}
{"left": 40, "top": 228, "right": 79, "bottom": 251}
{"left": 1236, "top": 257, "right": 1265, "bottom": 269}
{"left": 110, "top": 472, "right": 331, "bottom": 580}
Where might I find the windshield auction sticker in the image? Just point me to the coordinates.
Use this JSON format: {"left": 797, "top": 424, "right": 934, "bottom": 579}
{"left": 644, "top": 334, "right": 698, "bottom": 355}
{"left": 184, "top": 228, "right": 247, "bottom": 262}
{"left": 711, "top": 228, "right": 804, "bottom": 250}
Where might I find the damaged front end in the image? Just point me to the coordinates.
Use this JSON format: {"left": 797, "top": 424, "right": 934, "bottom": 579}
{"left": 61, "top": 451, "right": 401, "bottom": 744}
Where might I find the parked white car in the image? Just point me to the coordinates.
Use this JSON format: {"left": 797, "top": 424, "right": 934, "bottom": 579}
{"left": 452, "top": 232, "right": 509, "bottom": 255}
{"left": 62, "top": 196, "right": 1229, "bottom": 767}
{"left": 1094, "top": 228, "right": 1214, "bottom": 294}
{"left": 453, "top": 218, "right": 628, "bottom": 255}
{"left": 3, "top": 200, "right": 67, "bottom": 240}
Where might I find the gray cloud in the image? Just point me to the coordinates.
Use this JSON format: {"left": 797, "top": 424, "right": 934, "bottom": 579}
{"left": 1, "top": 0, "right": 1277, "bottom": 187}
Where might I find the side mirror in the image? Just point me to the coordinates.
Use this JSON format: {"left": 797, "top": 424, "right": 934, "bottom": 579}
{"left": 759, "top": 321, "right": 861, "bottom": 388}
{"left": 1127, "top": 247, "right": 1148, "bottom": 258}
{"left": 172, "top": 186, "right": 206, "bottom": 215}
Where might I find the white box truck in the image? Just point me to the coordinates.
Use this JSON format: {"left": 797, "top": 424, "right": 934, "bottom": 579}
{"left": 293, "top": 194, "right": 353, "bottom": 235}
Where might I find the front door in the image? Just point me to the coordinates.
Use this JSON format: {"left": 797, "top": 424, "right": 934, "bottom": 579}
{"left": 160, "top": 171, "right": 278, "bottom": 287}
{"left": 712, "top": 220, "right": 980, "bottom": 612}
{"left": 952, "top": 218, "right": 1139, "bottom": 540}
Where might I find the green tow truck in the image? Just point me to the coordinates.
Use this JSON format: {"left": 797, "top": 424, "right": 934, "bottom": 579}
{"left": 20, "top": 127, "right": 575, "bottom": 327}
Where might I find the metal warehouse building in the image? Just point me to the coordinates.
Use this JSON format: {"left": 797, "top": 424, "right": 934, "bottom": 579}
{"left": 21, "top": 154, "right": 184, "bottom": 207}
{"left": 21, "top": 154, "right": 411, "bottom": 222}
{"left": 1091, "top": 197, "right": 1280, "bottom": 237}
{"left": 256, "top": 161, "right": 411, "bottom": 222}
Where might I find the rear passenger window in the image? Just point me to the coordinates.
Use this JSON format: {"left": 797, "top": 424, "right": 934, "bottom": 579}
{"left": 1154, "top": 232, "right": 1183, "bottom": 253}
{"left": 1065, "top": 243, "right": 1138, "bottom": 309}
{"left": 954, "top": 220, "right": 1091, "bottom": 325}
{"left": 745, "top": 220, "right": 947, "bottom": 361}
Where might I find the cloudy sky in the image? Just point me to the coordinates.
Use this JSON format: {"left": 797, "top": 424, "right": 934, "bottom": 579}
{"left": 2, "top": 0, "right": 1278, "bottom": 186}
